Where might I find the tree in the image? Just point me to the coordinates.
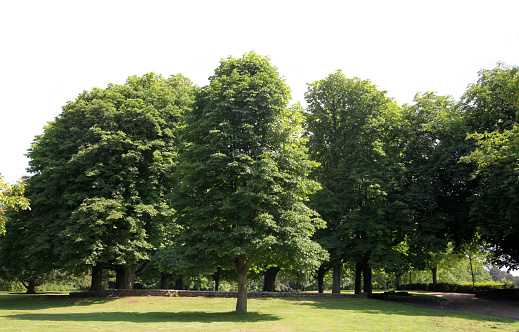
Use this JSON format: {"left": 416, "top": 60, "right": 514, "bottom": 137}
{"left": 305, "top": 71, "right": 407, "bottom": 296}
{"left": 400, "top": 92, "right": 476, "bottom": 289}
{"left": 0, "top": 174, "right": 29, "bottom": 234}
{"left": 24, "top": 73, "right": 194, "bottom": 290}
{"left": 461, "top": 63, "right": 519, "bottom": 270}
{"left": 464, "top": 126, "right": 519, "bottom": 270}
{"left": 0, "top": 207, "right": 54, "bottom": 293}
{"left": 174, "top": 52, "right": 326, "bottom": 312}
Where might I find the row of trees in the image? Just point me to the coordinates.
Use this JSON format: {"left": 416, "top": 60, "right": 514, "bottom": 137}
{"left": 1, "top": 52, "right": 518, "bottom": 312}
{"left": 302, "top": 65, "right": 517, "bottom": 295}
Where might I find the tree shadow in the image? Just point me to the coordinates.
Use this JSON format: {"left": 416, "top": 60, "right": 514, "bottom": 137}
{"left": 0, "top": 294, "right": 116, "bottom": 311}
{"left": 276, "top": 297, "right": 517, "bottom": 324}
{"left": 7, "top": 311, "right": 279, "bottom": 323}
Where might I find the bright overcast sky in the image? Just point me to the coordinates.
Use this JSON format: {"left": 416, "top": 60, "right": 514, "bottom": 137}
{"left": 1, "top": 0, "right": 518, "bottom": 185}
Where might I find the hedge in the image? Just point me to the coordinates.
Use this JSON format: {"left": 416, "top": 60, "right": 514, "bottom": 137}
{"left": 398, "top": 282, "right": 513, "bottom": 293}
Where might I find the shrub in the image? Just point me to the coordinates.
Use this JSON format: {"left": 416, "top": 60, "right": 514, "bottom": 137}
{"left": 0, "top": 279, "right": 26, "bottom": 292}
{"left": 399, "top": 281, "right": 512, "bottom": 293}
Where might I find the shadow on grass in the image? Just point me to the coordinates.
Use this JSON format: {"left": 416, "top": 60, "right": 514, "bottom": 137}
{"left": 6, "top": 311, "right": 279, "bottom": 323}
{"left": 254, "top": 297, "right": 517, "bottom": 324}
{"left": 0, "top": 294, "right": 116, "bottom": 311}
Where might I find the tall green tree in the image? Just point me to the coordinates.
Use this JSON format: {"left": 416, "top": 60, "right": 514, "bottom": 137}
{"left": 461, "top": 63, "right": 519, "bottom": 270}
{"left": 401, "top": 92, "right": 476, "bottom": 288}
{"left": 24, "top": 73, "right": 194, "bottom": 290}
{"left": 305, "top": 71, "right": 407, "bottom": 296}
{"left": 174, "top": 52, "right": 326, "bottom": 312}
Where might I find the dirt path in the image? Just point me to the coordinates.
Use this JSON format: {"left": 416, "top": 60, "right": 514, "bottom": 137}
{"left": 409, "top": 291, "right": 519, "bottom": 321}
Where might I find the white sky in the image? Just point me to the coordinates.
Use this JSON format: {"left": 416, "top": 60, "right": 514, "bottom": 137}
{"left": 2, "top": 0, "right": 518, "bottom": 184}
{"left": 0, "top": 0, "right": 518, "bottom": 276}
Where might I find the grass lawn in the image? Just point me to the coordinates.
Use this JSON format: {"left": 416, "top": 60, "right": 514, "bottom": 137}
{"left": 0, "top": 292, "right": 517, "bottom": 331}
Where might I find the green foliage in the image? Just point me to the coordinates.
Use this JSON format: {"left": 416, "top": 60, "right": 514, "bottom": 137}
{"left": 409, "top": 264, "right": 492, "bottom": 285}
{"left": 0, "top": 265, "right": 91, "bottom": 293}
{"left": 3, "top": 56, "right": 519, "bottom": 301}
{"left": 489, "top": 268, "right": 519, "bottom": 287}
{"left": 304, "top": 70, "right": 407, "bottom": 272}
{"left": 0, "top": 279, "right": 26, "bottom": 292}
{"left": 399, "top": 281, "right": 512, "bottom": 293}
{"left": 463, "top": 128, "right": 519, "bottom": 269}
{"left": 173, "top": 52, "right": 326, "bottom": 311}
{"left": 400, "top": 93, "right": 477, "bottom": 275}
{"left": 462, "top": 63, "right": 519, "bottom": 133}
{"left": 12, "top": 73, "right": 195, "bottom": 282}
{"left": 0, "top": 208, "right": 55, "bottom": 292}
{"left": 0, "top": 174, "right": 29, "bottom": 235}
{"left": 175, "top": 52, "right": 325, "bottom": 267}
{"left": 461, "top": 63, "right": 519, "bottom": 270}
{"left": 0, "top": 278, "right": 90, "bottom": 293}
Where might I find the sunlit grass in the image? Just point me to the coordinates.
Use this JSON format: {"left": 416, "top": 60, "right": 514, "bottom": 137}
{"left": 0, "top": 292, "right": 517, "bottom": 331}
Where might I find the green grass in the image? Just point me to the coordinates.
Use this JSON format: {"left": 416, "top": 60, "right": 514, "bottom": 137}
{"left": 0, "top": 292, "right": 517, "bottom": 331}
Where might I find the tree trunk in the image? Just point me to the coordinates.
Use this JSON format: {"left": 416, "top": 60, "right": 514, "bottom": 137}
{"left": 235, "top": 258, "right": 253, "bottom": 313}
{"left": 469, "top": 255, "right": 475, "bottom": 293}
{"left": 115, "top": 264, "right": 136, "bottom": 289}
{"left": 89, "top": 265, "right": 103, "bottom": 291}
{"left": 363, "top": 261, "right": 372, "bottom": 297}
{"left": 332, "top": 265, "right": 341, "bottom": 293}
{"left": 160, "top": 272, "right": 172, "bottom": 289}
{"left": 263, "top": 267, "right": 281, "bottom": 292}
{"left": 355, "top": 262, "right": 363, "bottom": 294}
{"left": 27, "top": 279, "right": 37, "bottom": 294}
{"left": 431, "top": 267, "right": 438, "bottom": 291}
{"left": 395, "top": 273, "right": 401, "bottom": 290}
{"left": 409, "top": 271, "right": 412, "bottom": 289}
{"left": 213, "top": 267, "right": 221, "bottom": 291}
{"left": 21, "top": 279, "right": 37, "bottom": 294}
{"left": 115, "top": 266, "right": 125, "bottom": 289}
{"left": 316, "top": 266, "right": 327, "bottom": 293}
{"left": 174, "top": 275, "right": 183, "bottom": 290}
{"left": 123, "top": 264, "right": 136, "bottom": 289}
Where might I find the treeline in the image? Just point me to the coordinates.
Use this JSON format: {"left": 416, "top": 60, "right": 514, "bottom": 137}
{"left": 489, "top": 268, "right": 519, "bottom": 287}
{"left": 1, "top": 52, "right": 518, "bottom": 312}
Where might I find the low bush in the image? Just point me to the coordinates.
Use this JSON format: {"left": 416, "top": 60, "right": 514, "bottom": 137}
{"left": 399, "top": 281, "right": 513, "bottom": 293}
{"left": 0, "top": 279, "right": 26, "bottom": 292}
